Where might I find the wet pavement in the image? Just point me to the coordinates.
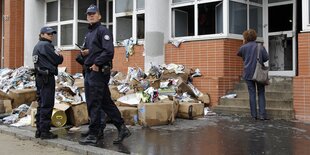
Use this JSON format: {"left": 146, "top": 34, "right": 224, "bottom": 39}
{"left": 5, "top": 115, "right": 310, "bottom": 155}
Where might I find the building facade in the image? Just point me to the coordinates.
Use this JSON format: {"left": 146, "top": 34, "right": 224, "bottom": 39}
{"left": 0, "top": 0, "right": 310, "bottom": 121}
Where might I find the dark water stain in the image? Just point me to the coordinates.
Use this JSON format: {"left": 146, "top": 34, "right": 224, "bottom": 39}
{"left": 24, "top": 116, "right": 310, "bottom": 155}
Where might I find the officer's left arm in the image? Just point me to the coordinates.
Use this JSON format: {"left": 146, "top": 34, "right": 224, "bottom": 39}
{"left": 94, "top": 29, "right": 114, "bottom": 67}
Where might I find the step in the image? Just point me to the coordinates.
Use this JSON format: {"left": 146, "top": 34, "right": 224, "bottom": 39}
{"left": 213, "top": 105, "right": 295, "bottom": 120}
{"left": 234, "top": 83, "right": 292, "bottom": 91}
{"left": 219, "top": 98, "right": 293, "bottom": 109}
{"left": 225, "top": 91, "right": 293, "bottom": 100}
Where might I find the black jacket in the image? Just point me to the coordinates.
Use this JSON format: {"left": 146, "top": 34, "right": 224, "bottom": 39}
{"left": 83, "top": 22, "right": 114, "bottom": 67}
{"left": 32, "top": 38, "right": 63, "bottom": 75}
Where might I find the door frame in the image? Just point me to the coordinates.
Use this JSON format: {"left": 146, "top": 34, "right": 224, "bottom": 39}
{"left": 263, "top": 0, "right": 296, "bottom": 77}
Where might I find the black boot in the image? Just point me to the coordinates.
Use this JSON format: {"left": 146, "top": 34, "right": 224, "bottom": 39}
{"left": 35, "top": 130, "right": 41, "bottom": 138}
{"left": 81, "top": 130, "right": 104, "bottom": 139}
{"left": 79, "top": 134, "right": 98, "bottom": 146}
{"left": 40, "top": 131, "right": 58, "bottom": 139}
{"left": 113, "top": 124, "right": 131, "bottom": 144}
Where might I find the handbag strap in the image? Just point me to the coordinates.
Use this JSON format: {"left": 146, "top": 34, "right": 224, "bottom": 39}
{"left": 256, "top": 43, "right": 261, "bottom": 60}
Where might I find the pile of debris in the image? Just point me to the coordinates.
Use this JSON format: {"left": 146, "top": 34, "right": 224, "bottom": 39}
{"left": 0, "top": 63, "right": 214, "bottom": 129}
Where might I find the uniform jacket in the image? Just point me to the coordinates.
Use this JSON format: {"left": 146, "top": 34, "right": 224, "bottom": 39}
{"left": 83, "top": 22, "right": 114, "bottom": 67}
{"left": 237, "top": 41, "right": 269, "bottom": 80}
{"left": 32, "top": 38, "right": 63, "bottom": 75}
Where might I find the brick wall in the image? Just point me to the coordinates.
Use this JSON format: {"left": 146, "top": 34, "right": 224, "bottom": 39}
{"left": 113, "top": 45, "right": 145, "bottom": 73}
{"left": 3, "top": 0, "right": 24, "bottom": 68}
{"left": 59, "top": 50, "right": 83, "bottom": 74}
{"left": 166, "top": 39, "right": 243, "bottom": 105}
{"left": 294, "top": 32, "right": 310, "bottom": 122}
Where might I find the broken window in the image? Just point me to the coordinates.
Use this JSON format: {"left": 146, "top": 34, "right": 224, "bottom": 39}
{"left": 268, "top": 4, "right": 292, "bottom": 32}
{"left": 171, "top": 0, "right": 223, "bottom": 38}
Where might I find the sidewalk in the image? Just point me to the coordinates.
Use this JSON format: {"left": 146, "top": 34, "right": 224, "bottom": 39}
{"left": 1, "top": 115, "right": 310, "bottom": 155}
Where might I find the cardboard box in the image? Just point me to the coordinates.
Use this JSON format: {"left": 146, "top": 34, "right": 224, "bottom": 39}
{"left": 198, "top": 94, "right": 211, "bottom": 106}
{"left": 177, "top": 102, "right": 204, "bottom": 119}
{"left": 0, "top": 100, "right": 12, "bottom": 113}
{"left": 8, "top": 89, "right": 37, "bottom": 108}
{"left": 66, "top": 103, "right": 89, "bottom": 126}
{"left": 30, "top": 108, "right": 37, "bottom": 127}
{"left": 138, "top": 100, "right": 177, "bottom": 127}
{"left": 109, "top": 85, "right": 125, "bottom": 101}
{"left": 160, "top": 70, "right": 189, "bottom": 82}
{"left": 117, "top": 106, "right": 138, "bottom": 125}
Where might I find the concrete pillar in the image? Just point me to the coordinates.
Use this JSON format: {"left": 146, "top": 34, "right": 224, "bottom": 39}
{"left": 144, "top": 0, "right": 169, "bottom": 71}
{"left": 24, "top": 0, "right": 44, "bottom": 67}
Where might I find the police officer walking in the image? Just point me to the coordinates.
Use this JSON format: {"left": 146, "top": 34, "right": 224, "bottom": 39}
{"left": 32, "top": 26, "right": 64, "bottom": 139}
{"left": 78, "top": 5, "right": 131, "bottom": 146}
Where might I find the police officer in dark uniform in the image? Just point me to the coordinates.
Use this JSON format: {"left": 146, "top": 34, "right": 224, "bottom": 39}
{"left": 75, "top": 44, "right": 106, "bottom": 139}
{"left": 78, "top": 5, "right": 131, "bottom": 146}
{"left": 32, "top": 26, "right": 64, "bottom": 139}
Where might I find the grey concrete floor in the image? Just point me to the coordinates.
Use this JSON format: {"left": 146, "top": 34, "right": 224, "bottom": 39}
{"left": 3, "top": 115, "right": 310, "bottom": 155}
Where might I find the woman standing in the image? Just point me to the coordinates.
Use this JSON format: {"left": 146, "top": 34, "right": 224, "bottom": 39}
{"left": 237, "top": 29, "right": 269, "bottom": 121}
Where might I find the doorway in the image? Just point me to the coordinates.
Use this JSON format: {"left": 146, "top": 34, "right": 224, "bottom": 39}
{"left": 267, "top": 1, "right": 296, "bottom": 76}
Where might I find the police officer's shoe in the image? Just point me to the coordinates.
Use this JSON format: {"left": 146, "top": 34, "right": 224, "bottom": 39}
{"left": 79, "top": 134, "right": 98, "bottom": 146}
{"left": 40, "top": 132, "right": 58, "bottom": 139}
{"left": 113, "top": 124, "right": 131, "bottom": 144}
{"left": 35, "top": 130, "right": 41, "bottom": 138}
{"left": 80, "top": 130, "right": 104, "bottom": 139}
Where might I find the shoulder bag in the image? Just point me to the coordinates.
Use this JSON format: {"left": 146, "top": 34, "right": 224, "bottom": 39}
{"left": 252, "top": 44, "right": 269, "bottom": 84}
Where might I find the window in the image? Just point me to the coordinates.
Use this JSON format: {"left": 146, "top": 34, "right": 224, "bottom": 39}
{"left": 229, "top": 0, "right": 263, "bottom": 36}
{"left": 171, "top": 0, "right": 223, "bottom": 38}
{"left": 46, "top": 1, "right": 57, "bottom": 22}
{"left": 229, "top": 2, "right": 247, "bottom": 35}
{"left": 44, "top": 0, "right": 113, "bottom": 48}
{"left": 302, "top": 0, "right": 310, "bottom": 31}
{"left": 115, "top": 0, "right": 145, "bottom": 42}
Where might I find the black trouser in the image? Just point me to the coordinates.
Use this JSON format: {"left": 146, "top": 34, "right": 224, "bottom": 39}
{"left": 35, "top": 74, "right": 55, "bottom": 133}
{"left": 84, "top": 69, "right": 124, "bottom": 135}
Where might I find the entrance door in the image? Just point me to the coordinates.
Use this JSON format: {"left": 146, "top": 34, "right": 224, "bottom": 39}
{"left": 266, "top": 0, "right": 296, "bottom": 76}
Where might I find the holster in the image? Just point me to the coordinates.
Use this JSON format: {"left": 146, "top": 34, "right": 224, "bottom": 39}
{"left": 36, "top": 67, "right": 49, "bottom": 84}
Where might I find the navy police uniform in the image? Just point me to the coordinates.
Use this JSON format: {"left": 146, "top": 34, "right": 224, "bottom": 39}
{"left": 79, "top": 5, "right": 130, "bottom": 146}
{"left": 83, "top": 22, "right": 124, "bottom": 136}
{"left": 32, "top": 27, "right": 63, "bottom": 139}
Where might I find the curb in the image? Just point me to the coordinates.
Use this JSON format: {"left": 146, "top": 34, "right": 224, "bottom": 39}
{"left": 0, "top": 125, "right": 126, "bottom": 155}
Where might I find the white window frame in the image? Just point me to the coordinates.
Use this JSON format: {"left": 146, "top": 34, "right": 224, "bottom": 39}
{"left": 302, "top": 0, "right": 310, "bottom": 32}
{"left": 113, "top": 0, "right": 145, "bottom": 45}
{"left": 170, "top": 0, "right": 226, "bottom": 42}
{"left": 44, "top": 0, "right": 113, "bottom": 50}
{"left": 169, "top": 0, "right": 264, "bottom": 42}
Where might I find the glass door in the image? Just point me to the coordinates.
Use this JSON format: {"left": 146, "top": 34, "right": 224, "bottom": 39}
{"left": 267, "top": 1, "right": 296, "bottom": 76}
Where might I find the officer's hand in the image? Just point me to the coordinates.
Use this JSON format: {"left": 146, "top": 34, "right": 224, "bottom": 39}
{"left": 90, "top": 64, "right": 99, "bottom": 72}
{"left": 81, "top": 49, "right": 89, "bottom": 56}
